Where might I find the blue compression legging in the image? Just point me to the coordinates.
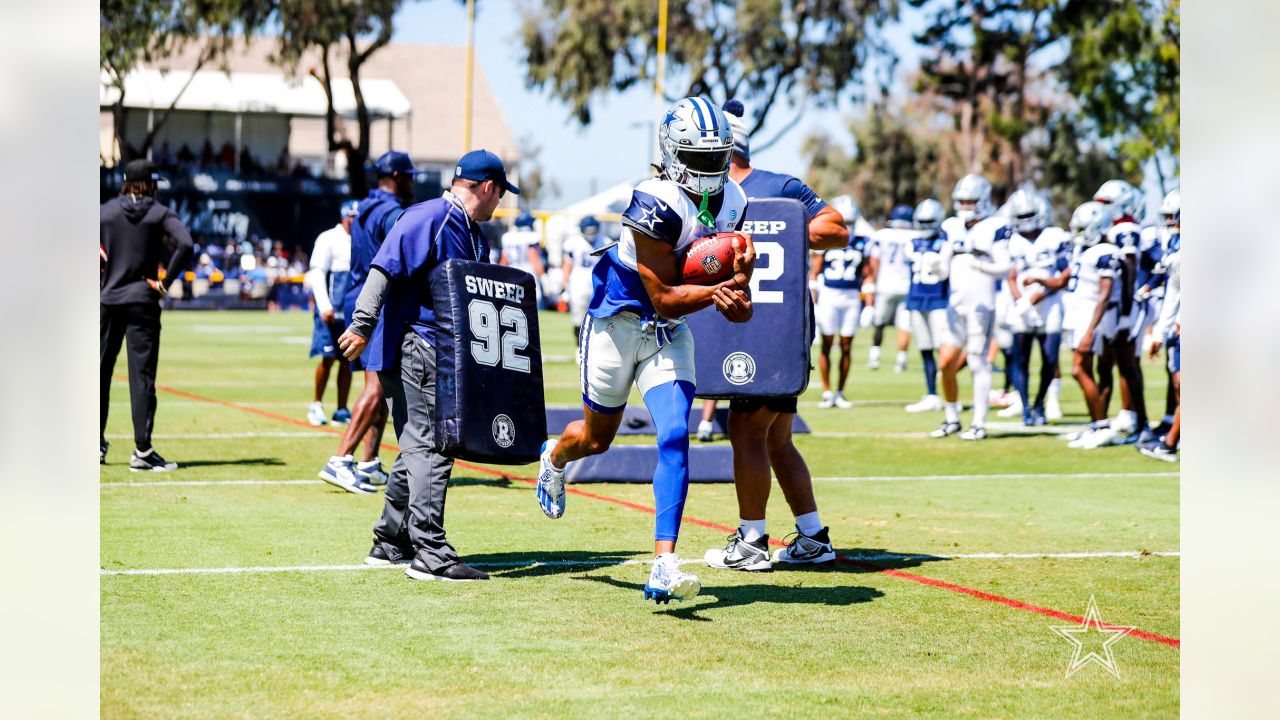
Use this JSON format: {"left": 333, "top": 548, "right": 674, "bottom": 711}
{"left": 644, "top": 380, "right": 695, "bottom": 542}
{"left": 1009, "top": 332, "right": 1062, "bottom": 410}
{"left": 921, "top": 350, "right": 938, "bottom": 396}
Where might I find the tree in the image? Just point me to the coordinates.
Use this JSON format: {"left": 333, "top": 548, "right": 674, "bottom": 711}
{"left": 514, "top": 134, "right": 560, "bottom": 207}
{"left": 274, "top": 0, "right": 405, "bottom": 197}
{"left": 100, "top": 0, "right": 272, "bottom": 162}
{"left": 518, "top": 0, "right": 898, "bottom": 151}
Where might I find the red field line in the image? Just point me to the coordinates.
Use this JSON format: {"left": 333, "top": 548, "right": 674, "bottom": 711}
{"left": 139, "top": 380, "right": 1180, "bottom": 648}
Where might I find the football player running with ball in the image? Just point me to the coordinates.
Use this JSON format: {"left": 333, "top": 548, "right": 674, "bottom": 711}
{"left": 535, "top": 97, "right": 756, "bottom": 604}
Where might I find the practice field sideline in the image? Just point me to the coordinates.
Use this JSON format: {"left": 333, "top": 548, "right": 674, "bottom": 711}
{"left": 102, "top": 311, "right": 1178, "bottom": 718}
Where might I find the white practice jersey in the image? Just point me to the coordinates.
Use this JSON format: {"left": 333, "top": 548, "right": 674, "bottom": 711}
{"left": 500, "top": 228, "right": 542, "bottom": 274}
{"left": 1012, "top": 226, "right": 1072, "bottom": 287}
{"left": 1108, "top": 221, "right": 1142, "bottom": 256}
{"left": 1152, "top": 246, "right": 1180, "bottom": 339}
{"left": 939, "top": 216, "right": 1013, "bottom": 308}
{"left": 869, "top": 227, "right": 920, "bottom": 294}
{"left": 305, "top": 223, "right": 351, "bottom": 315}
{"left": 592, "top": 177, "right": 748, "bottom": 320}
{"left": 1064, "top": 243, "right": 1121, "bottom": 330}
{"left": 562, "top": 232, "right": 603, "bottom": 296}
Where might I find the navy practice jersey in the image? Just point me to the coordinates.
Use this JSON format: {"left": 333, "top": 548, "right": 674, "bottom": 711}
{"left": 819, "top": 235, "right": 871, "bottom": 290}
{"left": 906, "top": 230, "right": 951, "bottom": 312}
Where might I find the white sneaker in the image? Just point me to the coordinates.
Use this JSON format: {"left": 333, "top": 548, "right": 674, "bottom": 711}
{"left": 833, "top": 393, "right": 853, "bottom": 409}
{"left": 989, "top": 390, "right": 1012, "bottom": 408}
{"left": 996, "top": 398, "right": 1024, "bottom": 418}
{"left": 643, "top": 553, "right": 701, "bottom": 604}
{"left": 867, "top": 357, "right": 881, "bottom": 371}
{"left": 356, "top": 460, "right": 388, "bottom": 486}
{"left": 318, "top": 455, "right": 376, "bottom": 494}
{"left": 818, "top": 391, "right": 835, "bottom": 409}
{"left": 1072, "top": 427, "right": 1117, "bottom": 449}
{"left": 536, "top": 439, "right": 566, "bottom": 519}
{"left": 1045, "top": 397, "right": 1063, "bottom": 421}
{"left": 959, "top": 425, "right": 988, "bottom": 441}
{"left": 307, "top": 402, "right": 328, "bottom": 426}
{"left": 905, "top": 394, "right": 943, "bottom": 413}
{"left": 894, "top": 359, "right": 908, "bottom": 373}
{"left": 1111, "top": 415, "right": 1138, "bottom": 436}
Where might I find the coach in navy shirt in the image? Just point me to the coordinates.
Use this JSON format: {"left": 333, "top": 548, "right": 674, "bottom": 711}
{"left": 339, "top": 149, "right": 517, "bottom": 582}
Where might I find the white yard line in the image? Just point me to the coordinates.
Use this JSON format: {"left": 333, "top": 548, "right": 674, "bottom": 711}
{"left": 102, "top": 479, "right": 324, "bottom": 488}
{"left": 101, "top": 550, "right": 1181, "bottom": 577}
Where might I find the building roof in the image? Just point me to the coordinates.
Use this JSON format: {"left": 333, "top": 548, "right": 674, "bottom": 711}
{"left": 100, "top": 68, "right": 411, "bottom": 119}
{"left": 122, "top": 36, "right": 518, "bottom": 167}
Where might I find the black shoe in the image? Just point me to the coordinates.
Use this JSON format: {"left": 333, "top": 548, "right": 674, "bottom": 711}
{"left": 101, "top": 440, "right": 110, "bottom": 465}
{"left": 1140, "top": 442, "right": 1178, "bottom": 463}
{"left": 130, "top": 449, "right": 177, "bottom": 472}
{"left": 774, "top": 526, "right": 837, "bottom": 564}
{"left": 365, "top": 541, "right": 413, "bottom": 566}
{"left": 703, "top": 531, "right": 772, "bottom": 571}
{"left": 405, "top": 554, "right": 489, "bottom": 582}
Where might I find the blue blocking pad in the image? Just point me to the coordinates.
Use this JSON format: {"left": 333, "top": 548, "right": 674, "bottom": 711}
{"left": 564, "top": 445, "right": 737, "bottom": 483}
{"left": 686, "top": 198, "right": 812, "bottom": 398}
{"left": 543, "top": 405, "right": 810, "bottom": 436}
{"left": 430, "top": 259, "right": 547, "bottom": 464}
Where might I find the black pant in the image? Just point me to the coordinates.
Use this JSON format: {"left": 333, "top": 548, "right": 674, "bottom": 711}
{"left": 101, "top": 302, "right": 162, "bottom": 451}
{"left": 373, "top": 331, "right": 459, "bottom": 570}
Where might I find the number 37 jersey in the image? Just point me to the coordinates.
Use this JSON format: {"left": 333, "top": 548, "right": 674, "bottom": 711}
{"left": 589, "top": 177, "right": 748, "bottom": 321}
{"left": 819, "top": 235, "right": 871, "bottom": 291}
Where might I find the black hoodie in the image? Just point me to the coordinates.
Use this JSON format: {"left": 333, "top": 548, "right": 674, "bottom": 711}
{"left": 100, "top": 195, "right": 194, "bottom": 305}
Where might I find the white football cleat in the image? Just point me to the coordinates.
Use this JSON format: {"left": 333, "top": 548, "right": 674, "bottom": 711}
{"left": 1045, "top": 397, "right": 1063, "bottom": 421}
{"left": 307, "top": 402, "right": 328, "bottom": 426}
{"left": 696, "top": 420, "right": 715, "bottom": 442}
{"left": 959, "top": 425, "right": 988, "bottom": 441}
{"left": 905, "top": 394, "right": 943, "bottom": 413}
{"left": 833, "top": 392, "right": 853, "bottom": 409}
{"left": 536, "top": 439, "right": 567, "bottom": 519}
{"left": 644, "top": 553, "right": 701, "bottom": 604}
{"left": 817, "top": 391, "right": 835, "bottom": 409}
{"left": 996, "top": 397, "right": 1024, "bottom": 418}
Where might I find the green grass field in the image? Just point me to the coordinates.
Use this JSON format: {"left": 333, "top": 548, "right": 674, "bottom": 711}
{"left": 101, "top": 310, "right": 1178, "bottom": 718}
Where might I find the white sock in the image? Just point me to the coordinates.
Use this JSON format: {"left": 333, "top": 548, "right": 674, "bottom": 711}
{"left": 698, "top": 419, "right": 714, "bottom": 432}
{"left": 869, "top": 346, "right": 881, "bottom": 362}
{"left": 1117, "top": 409, "right": 1136, "bottom": 426}
{"left": 739, "top": 518, "right": 767, "bottom": 543}
{"left": 357, "top": 459, "right": 380, "bottom": 470}
{"left": 945, "top": 402, "right": 961, "bottom": 424}
{"left": 969, "top": 352, "right": 992, "bottom": 427}
{"left": 896, "top": 350, "right": 908, "bottom": 365}
{"left": 1048, "top": 378, "right": 1061, "bottom": 400}
{"left": 310, "top": 401, "right": 323, "bottom": 410}
{"left": 820, "top": 391, "right": 833, "bottom": 400}
{"left": 795, "top": 511, "right": 823, "bottom": 537}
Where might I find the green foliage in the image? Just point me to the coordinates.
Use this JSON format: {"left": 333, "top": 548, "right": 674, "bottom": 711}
{"left": 518, "top": 0, "right": 899, "bottom": 140}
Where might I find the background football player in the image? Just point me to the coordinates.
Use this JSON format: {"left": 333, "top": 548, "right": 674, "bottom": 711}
{"left": 1141, "top": 199, "right": 1180, "bottom": 462}
{"left": 535, "top": 97, "right": 755, "bottom": 604}
{"left": 811, "top": 195, "right": 871, "bottom": 409}
{"left": 500, "top": 210, "right": 546, "bottom": 308}
{"left": 559, "top": 215, "right": 605, "bottom": 343}
{"left": 903, "top": 198, "right": 950, "bottom": 413}
{"left": 866, "top": 204, "right": 916, "bottom": 373}
{"left": 930, "top": 174, "right": 1012, "bottom": 441}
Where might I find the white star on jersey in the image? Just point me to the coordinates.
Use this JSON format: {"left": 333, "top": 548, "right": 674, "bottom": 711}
{"left": 639, "top": 205, "right": 663, "bottom": 231}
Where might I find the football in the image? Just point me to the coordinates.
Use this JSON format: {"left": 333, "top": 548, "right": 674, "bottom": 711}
{"left": 681, "top": 231, "right": 742, "bottom": 285}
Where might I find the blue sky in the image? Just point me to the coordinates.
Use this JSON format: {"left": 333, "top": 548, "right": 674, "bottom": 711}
{"left": 393, "top": 1, "right": 927, "bottom": 208}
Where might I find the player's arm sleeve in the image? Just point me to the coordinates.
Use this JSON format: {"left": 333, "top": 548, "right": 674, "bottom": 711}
{"left": 978, "top": 234, "right": 1012, "bottom": 277}
{"left": 347, "top": 267, "right": 390, "bottom": 338}
{"left": 161, "top": 209, "right": 195, "bottom": 286}
{"left": 307, "top": 233, "right": 334, "bottom": 314}
{"left": 781, "top": 177, "right": 829, "bottom": 219}
{"left": 371, "top": 216, "right": 434, "bottom": 281}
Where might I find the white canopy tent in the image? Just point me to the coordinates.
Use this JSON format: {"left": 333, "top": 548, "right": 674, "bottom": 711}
{"left": 100, "top": 69, "right": 413, "bottom": 169}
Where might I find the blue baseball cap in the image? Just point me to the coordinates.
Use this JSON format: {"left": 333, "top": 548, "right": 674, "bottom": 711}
{"left": 454, "top": 149, "right": 520, "bottom": 195}
{"left": 374, "top": 151, "right": 417, "bottom": 177}
{"left": 579, "top": 215, "right": 600, "bottom": 232}
{"left": 515, "top": 211, "right": 535, "bottom": 228}
{"left": 339, "top": 199, "right": 359, "bottom": 218}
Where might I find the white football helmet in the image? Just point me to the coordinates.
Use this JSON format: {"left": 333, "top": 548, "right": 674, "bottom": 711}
{"left": 952, "top": 174, "right": 994, "bottom": 222}
{"left": 658, "top": 97, "right": 734, "bottom": 195}
{"left": 1069, "top": 201, "right": 1114, "bottom": 247}
{"left": 829, "top": 194, "right": 860, "bottom": 227}
{"left": 1035, "top": 195, "right": 1054, "bottom": 228}
{"left": 1007, "top": 188, "right": 1042, "bottom": 234}
{"left": 1094, "top": 179, "right": 1145, "bottom": 222}
{"left": 914, "top": 198, "right": 944, "bottom": 231}
{"left": 1160, "top": 189, "right": 1180, "bottom": 227}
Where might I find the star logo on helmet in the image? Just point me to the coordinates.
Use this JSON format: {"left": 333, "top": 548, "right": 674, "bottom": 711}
{"left": 638, "top": 205, "right": 663, "bottom": 231}
{"left": 663, "top": 111, "right": 679, "bottom": 127}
